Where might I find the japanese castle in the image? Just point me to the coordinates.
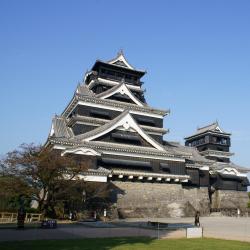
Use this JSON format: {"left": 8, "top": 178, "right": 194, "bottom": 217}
{"left": 45, "top": 52, "right": 250, "bottom": 217}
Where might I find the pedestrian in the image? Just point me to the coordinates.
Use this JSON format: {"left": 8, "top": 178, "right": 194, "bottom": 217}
{"left": 27, "top": 213, "right": 31, "bottom": 222}
{"left": 237, "top": 208, "right": 240, "bottom": 218}
{"left": 73, "top": 211, "right": 77, "bottom": 221}
{"left": 194, "top": 211, "right": 200, "bottom": 227}
{"left": 103, "top": 209, "right": 107, "bottom": 222}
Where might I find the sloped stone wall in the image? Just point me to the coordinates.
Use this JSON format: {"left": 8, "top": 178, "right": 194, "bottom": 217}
{"left": 111, "top": 181, "right": 210, "bottom": 218}
{"left": 211, "top": 190, "right": 249, "bottom": 213}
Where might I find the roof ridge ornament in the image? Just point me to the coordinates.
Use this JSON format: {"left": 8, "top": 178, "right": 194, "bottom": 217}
{"left": 107, "top": 52, "right": 135, "bottom": 70}
{"left": 118, "top": 49, "right": 124, "bottom": 56}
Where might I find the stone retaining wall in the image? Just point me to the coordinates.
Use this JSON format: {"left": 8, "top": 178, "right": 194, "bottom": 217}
{"left": 111, "top": 181, "right": 210, "bottom": 218}
{"left": 211, "top": 190, "right": 249, "bottom": 213}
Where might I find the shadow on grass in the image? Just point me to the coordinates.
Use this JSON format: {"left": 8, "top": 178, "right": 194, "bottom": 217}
{"left": 2, "top": 237, "right": 250, "bottom": 250}
{"left": 0, "top": 237, "right": 154, "bottom": 250}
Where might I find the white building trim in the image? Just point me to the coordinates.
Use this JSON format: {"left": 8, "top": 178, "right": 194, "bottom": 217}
{"left": 98, "top": 83, "right": 144, "bottom": 107}
{"left": 199, "top": 166, "right": 209, "bottom": 171}
{"left": 101, "top": 150, "right": 185, "bottom": 162}
{"left": 107, "top": 53, "right": 134, "bottom": 69}
{"left": 84, "top": 112, "right": 165, "bottom": 151}
{"left": 75, "top": 100, "right": 164, "bottom": 119}
{"left": 69, "top": 115, "right": 166, "bottom": 135}
{"left": 217, "top": 167, "right": 247, "bottom": 177}
{"left": 96, "top": 77, "right": 142, "bottom": 91}
{"left": 215, "top": 125, "right": 223, "bottom": 133}
{"left": 61, "top": 147, "right": 101, "bottom": 156}
{"left": 53, "top": 145, "right": 67, "bottom": 150}
{"left": 77, "top": 174, "right": 107, "bottom": 182}
{"left": 49, "top": 123, "right": 55, "bottom": 136}
{"left": 51, "top": 143, "right": 185, "bottom": 162}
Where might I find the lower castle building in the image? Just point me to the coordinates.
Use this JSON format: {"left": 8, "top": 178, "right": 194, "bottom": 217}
{"left": 45, "top": 52, "right": 250, "bottom": 217}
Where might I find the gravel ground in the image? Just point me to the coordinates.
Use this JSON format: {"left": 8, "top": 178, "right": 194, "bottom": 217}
{"left": 0, "top": 217, "right": 249, "bottom": 242}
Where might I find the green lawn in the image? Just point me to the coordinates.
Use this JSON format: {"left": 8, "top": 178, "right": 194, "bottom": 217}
{"left": 1, "top": 238, "right": 250, "bottom": 250}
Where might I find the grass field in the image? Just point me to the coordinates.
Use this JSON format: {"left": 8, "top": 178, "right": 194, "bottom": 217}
{"left": 1, "top": 237, "right": 250, "bottom": 250}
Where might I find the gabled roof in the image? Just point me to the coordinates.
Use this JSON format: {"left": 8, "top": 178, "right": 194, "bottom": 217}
{"left": 96, "top": 82, "right": 146, "bottom": 107}
{"left": 92, "top": 77, "right": 144, "bottom": 93}
{"left": 185, "top": 121, "right": 231, "bottom": 140}
{"left": 197, "top": 121, "right": 224, "bottom": 134}
{"left": 75, "top": 110, "right": 166, "bottom": 151}
{"left": 49, "top": 116, "right": 73, "bottom": 138}
{"left": 106, "top": 51, "right": 135, "bottom": 69}
{"left": 76, "top": 84, "right": 95, "bottom": 96}
{"left": 91, "top": 52, "right": 146, "bottom": 77}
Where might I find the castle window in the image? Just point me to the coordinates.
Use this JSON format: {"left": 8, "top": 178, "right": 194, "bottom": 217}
{"left": 212, "top": 137, "right": 217, "bottom": 143}
{"left": 108, "top": 70, "right": 115, "bottom": 76}
{"left": 198, "top": 138, "right": 205, "bottom": 144}
{"left": 205, "top": 135, "right": 209, "bottom": 143}
{"left": 117, "top": 72, "right": 123, "bottom": 78}
{"left": 221, "top": 138, "right": 227, "bottom": 145}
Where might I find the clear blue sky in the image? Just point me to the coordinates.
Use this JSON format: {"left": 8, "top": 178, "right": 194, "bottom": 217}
{"left": 0, "top": 0, "right": 250, "bottom": 169}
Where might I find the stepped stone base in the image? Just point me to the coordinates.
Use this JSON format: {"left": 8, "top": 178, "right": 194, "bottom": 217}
{"left": 111, "top": 181, "right": 210, "bottom": 218}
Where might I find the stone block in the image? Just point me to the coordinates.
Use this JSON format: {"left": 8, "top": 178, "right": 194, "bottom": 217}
{"left": 111, "top": 181, "right": 210, "bottom": 218}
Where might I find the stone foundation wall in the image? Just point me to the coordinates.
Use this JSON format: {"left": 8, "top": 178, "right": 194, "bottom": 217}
{"left": 111, "top": 181, "right": 210, "bottom": 218}
{"left": 211, "top": 190, "right": 249, "bottom": 213}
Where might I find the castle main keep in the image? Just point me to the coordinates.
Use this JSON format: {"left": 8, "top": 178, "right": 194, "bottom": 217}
{"left": 45, "top": 52, "right": 249, "bottom": 217}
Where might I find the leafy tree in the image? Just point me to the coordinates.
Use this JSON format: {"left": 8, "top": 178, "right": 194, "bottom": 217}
{"left": 248, "top": 192, "right": 250, "bottom": 208}
{"left": 0, "top": 175, "right": 32, "bottom": 212}
{"left": 1, "top": 143, "right": 89, "bottom": 217}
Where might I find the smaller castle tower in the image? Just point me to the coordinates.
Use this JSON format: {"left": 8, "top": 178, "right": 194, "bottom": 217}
{"left": 184, "top": 122, "right": 234, "bottom": 163}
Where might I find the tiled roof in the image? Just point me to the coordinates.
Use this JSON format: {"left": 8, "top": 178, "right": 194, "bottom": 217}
{"left": 74, "top": 110, "right": 130, "bottom": 141}
{"left": 76, "top": 84, "right": 95, "bottom": 96}
{"left": 164, "top": 141, "right": 213, "bottom": 164}
{"left": 67, "top": 114, "right": 168, "bottom": 135}
{"left": 51, "top": 116, "right": 73, "bottom": 138}
{"left": 96, "top": 78, "right": 144, "bottom": 92}
{"left": 211, "top": 162, "right": 250, "bottom": 173}
{"left": 48, "top": 137, "right": 188, "bottom": 159}
{"left": 61, "top": 93, "right": 169, "bottom": 118}
{"left": 197, "top": 122, "right": 220, "bottom": 133}
{"left": 48, "top": 121, "right": 212, "bottom": 163}
{"left": 95, "top": 82, "right": 123, "bottom": 98}
{"left": 96, "top": 82, "right": 146, "bottom": 107}
{"left": 86, "top": 140, "right": 176, "bottom": 157}
{"left": 185, "top": 122, "right": 231, "bottom": 139}
{"left": 73, "top": 110, "right": 168, "bottom": 152}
